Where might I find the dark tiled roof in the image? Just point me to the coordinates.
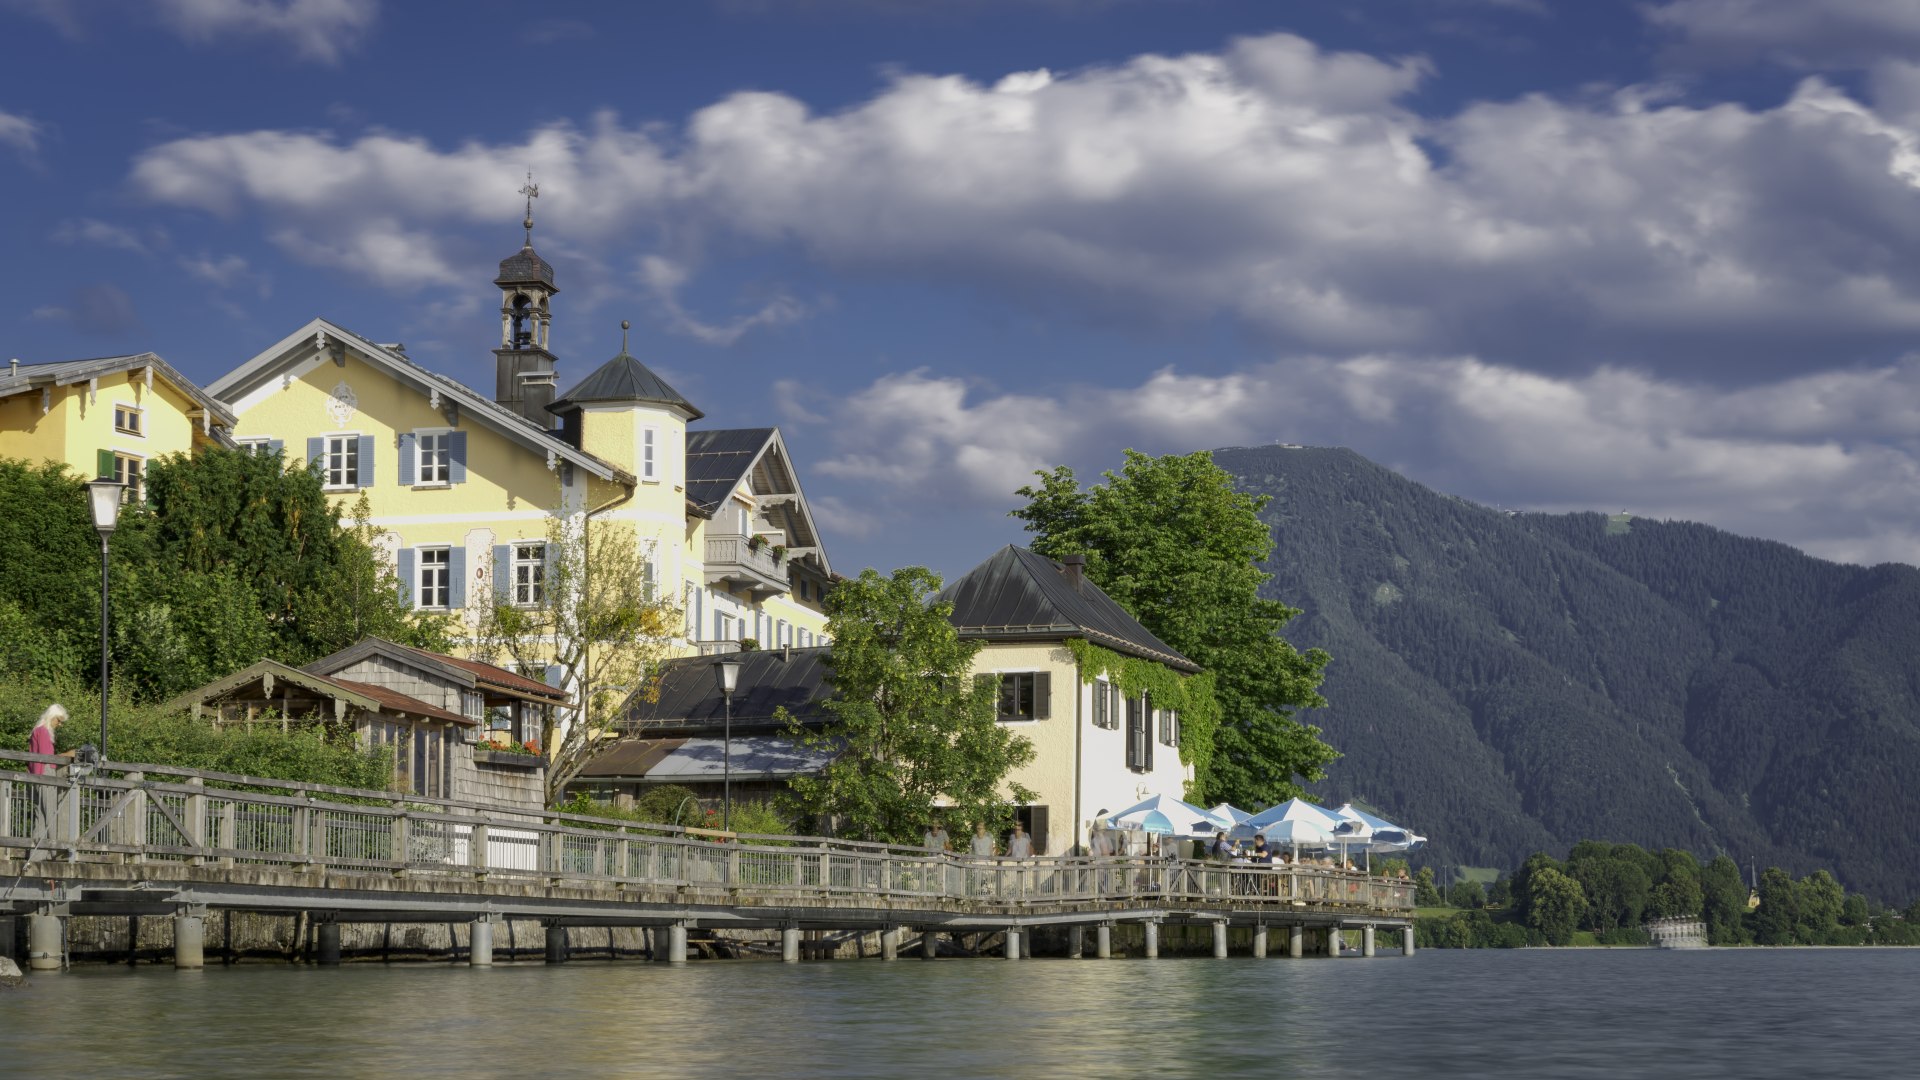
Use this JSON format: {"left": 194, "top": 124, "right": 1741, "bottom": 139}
{"left": 397, "top": 644, "right": 568, "bottom": 701}
{"left": 495, "top": 244, "right": 556, "bottom": 289}
{"left": 684, "top": 427, "right": 774, "bottom": 513}
{"left": 621, "top": 646, "right": 834, "bottom": 731}
{"left": 549, "top": 351, "right": 703, "bottom": 419}
{"left": 574, "top": 737, "right": 684, "bottom": 778}
{"left": 937, "top": 546, "right": 1199, "bottom": 672}
{"left": 325, "top": 677, "right": 477, "bottom": 726}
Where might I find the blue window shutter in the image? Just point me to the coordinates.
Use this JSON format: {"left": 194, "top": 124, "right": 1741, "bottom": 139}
{"left": 357, "top": 435, "right": 375, "bottom": 487}
{"left": 397, "top": 547, "right": 416, "bottom": 607}
{"left": 450, "top": 431, "right": 468, "bottom": 484}
{"left": 493, "top": 543, "right": 512, "bottom": 602}
{"left": 448, "top": 546, "right": 467, "bottom": 608}
{"left": 306, "top": 436, "right": 324, "bottom": 471}
{"left": 268, "top": 439, "right": 284, "bottom": 458}
{"left": 397, "top": 433, "right": 416, "bottom": 486}
{"left": 544, "top": 664, "right": 563, "bottom": 688}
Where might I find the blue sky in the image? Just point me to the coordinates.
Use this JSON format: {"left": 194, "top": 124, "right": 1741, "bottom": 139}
{"left": 12, "top": 0, "right": 1920, "bottom": 576}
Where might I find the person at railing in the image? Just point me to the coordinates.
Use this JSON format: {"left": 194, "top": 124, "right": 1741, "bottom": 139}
{"left": 969, "top": 821, "right": 996, "bottom": 859}
{"left": 923, "top": 822, "right": 951, "bottom": 853}
{"left": 1209, "top": 830, "right": 1234, "bottom": 861}
{"left": 27, "top": 704, "right": 71, "bottom": 847}
{"left": 1006, "top": 822, "right": 1032, "bottom": 859}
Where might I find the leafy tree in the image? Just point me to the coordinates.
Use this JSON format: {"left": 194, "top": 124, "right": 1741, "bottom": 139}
{"left": 1448, "top": 878, "right": 1486, "bottom": 909}
{"left": 1011, "top": 450, "right": 1333, "bottom": 806}
{"left": 1524, "top": 866, "right": 1588, "bottom": 946}
{"left": 782, "top": 566, "right": 1036, "bottom": 844}
{"left": 1753, "top": 866, "right": 1800, "bottom": 945}
{"left": 1700, "top": 855, "right": 1752, "bottom": 944}
{"left": 1840, "top": 893, "right": 1871, "bottom": 928}
{"left": 1413, "top": 865, "right": 1444, "bottom": 907}
{"left": 470, "top": 514, "right": 680, "bottom": 803}
{"left": 1648, "top": 848, "right": 1705, "bottom": 919}
{"left": 1486, "top": 876, "right": 1514, "bottom": 908}
{"left": 1796, "top": 870, "right": 1845, "bottom": 942}
{"left": 1567, "top": 841, "right": 1652, "bottom": 931}
{"left": 1510, "top": 851, "right": 1564, "bottom": 925}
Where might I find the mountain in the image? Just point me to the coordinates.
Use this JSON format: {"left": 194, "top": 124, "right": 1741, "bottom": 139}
{"left": 1217, "top": 444, "right": 1920, "bottom": 902}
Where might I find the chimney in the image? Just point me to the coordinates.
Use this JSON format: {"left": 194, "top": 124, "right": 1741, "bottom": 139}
{"left": 7, "top": 358, "right": 17, "bottom": 377}
{"left": 1061, "top": 554, "right": 1086, "bottom": 592}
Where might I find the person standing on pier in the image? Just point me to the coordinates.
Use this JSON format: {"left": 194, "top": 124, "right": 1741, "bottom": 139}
{"left": 970, "top": 822, "right": 996, "bottom": 859}
{"left": 27, "top": 704, "right": 69, "bottom": 847}
{"left": 924, "top": 821, "right": 952, "bottom": 853}
{"left": 1007, "top": 823, "right": 1033, "bottom": 859}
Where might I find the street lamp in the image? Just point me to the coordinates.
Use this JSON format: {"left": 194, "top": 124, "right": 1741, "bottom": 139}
{"left": 85, "top": 477, "right": 125, "bottom": 764}
{"left": 712, "top": 654, "right": 742, "bottom": 831}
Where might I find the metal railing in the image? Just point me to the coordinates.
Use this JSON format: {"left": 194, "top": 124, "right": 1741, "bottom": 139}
{"left": 705, "top": 532, "right": 788, "bottom": 588}
{"left": 0, "top": 752, "right": 1413, "bottom": 914}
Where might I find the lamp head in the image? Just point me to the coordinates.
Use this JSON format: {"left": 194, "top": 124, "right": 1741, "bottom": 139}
{"left": 713, "top": 655, "right": 742, "bottom": 694}
{"left": 86, "top": 477, "right": 126, "bottom": 536}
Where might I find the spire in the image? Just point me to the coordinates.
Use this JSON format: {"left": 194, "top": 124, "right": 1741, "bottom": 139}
{"left": 519, "top": 172, "right": 539, "bottom": 246}
{"left": 620, "top": 319, "right": 630, "bottom": 354}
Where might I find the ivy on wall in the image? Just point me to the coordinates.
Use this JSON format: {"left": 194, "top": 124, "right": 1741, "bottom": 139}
{"left": 1063, "top": 638, "right": 1221, "bottom": 788}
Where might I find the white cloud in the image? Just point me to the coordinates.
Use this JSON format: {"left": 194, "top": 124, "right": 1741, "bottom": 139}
{"left": 636, "top": 255, "right": 809, "bottom": 346}
{"left": 180, "top": 251, "right": 272, "bottom": 298}
{"left": 1646, "top": 0, "right": 1920, "bottom": 69}
{"left": 53, "top": 218, "right": 163, "bottom": 255}
{"left": 126, "top": 33, "right": 1920, "bottom": 370}
{"left": 0, "top": 109, "right": 40, "bottom": 156}
{"left": 154, "top": 0, "right": 379, "bottom": 64}
{"left": 786, "top": 353, "right": 1920, "bottom": 567}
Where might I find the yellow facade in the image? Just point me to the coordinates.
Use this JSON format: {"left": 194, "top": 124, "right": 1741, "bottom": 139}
{"left": 207, "top": 319, "right": 831, "bottom": 670}
{"left": 0, "top": 355, "right": 234, "bottom": 491}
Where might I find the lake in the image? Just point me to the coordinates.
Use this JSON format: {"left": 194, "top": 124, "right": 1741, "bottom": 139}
{"left": 4, "top": 948, "right": 1917, "bottom": 1078}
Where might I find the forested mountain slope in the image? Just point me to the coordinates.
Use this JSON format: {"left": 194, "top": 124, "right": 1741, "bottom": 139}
{"left": 1218, "top": 445, "right": 1920, "bottom": 902}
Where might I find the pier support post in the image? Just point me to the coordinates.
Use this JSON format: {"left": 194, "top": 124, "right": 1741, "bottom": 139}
{"left": 470, "top": 918, "right": 494, "bottom": 968}
{"left": 1252, "top": 925, "right": 1269, "bottom": 959}
{"left": 1067, "top": 925, "right": 1084, "bottom": 959}
{"left": 664, "top": 924, "right": 688, "bottom": 964}
{"left": 316, "top": 921, "right": 342, "bottom": 967}
{"left": 545, "top": 925, "right": 569, "bottom": 965}
{"left": 782, "top": 928, "right": 801, "bottom": 963}
{"left": 1327, "top": 927, "right": 1342, "bottom": 958}
{"left": 1212, "top": 921, "right": 1229, "bottom": 959}
{"left": 1143, "top": 921, "right": 1159, "bottom": 959}
{"left": 1289, "top": 924, "right": 1303, "bottom": 958}
{"left": 173, "top": 911, "right": 204, "bottom": 971}
{"left": 921, "top": 931, "right": 937, "bottom": 960}
{"left": 27, "top": 910, "right": 62, "bottom": 972}
{"left": 1096, "top": 923, "right": 1112, "bottom": 959}
{"left": 1003, "top": 928, "right": 1021, "bottom": 960}
{"left": 1402, "top": 926, "right": 1415, "bottom": 957}
{"left": 882, "top": 926, "right": 901, "bottom": 961}
{"left": 1363, "top": 925, "right": 1376, "bottom": 958}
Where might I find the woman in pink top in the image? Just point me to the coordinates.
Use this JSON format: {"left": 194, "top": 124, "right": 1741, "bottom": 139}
{"left": 27, "top": 704, "right": 67, "bottom": 844}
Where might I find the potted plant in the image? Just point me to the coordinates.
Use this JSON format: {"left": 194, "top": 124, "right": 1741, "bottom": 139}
{"left": 746, "top": 534, "right": 765, "bottom": 553}
{"left": 772, "top": 544, "right": 787, "bottom": 563}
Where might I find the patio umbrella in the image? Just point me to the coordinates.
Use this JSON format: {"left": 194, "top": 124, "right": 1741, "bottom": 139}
{"left": 1106, "top": 794, "right": 1233, "bottom": 837}
{"left": 1207, "top": 803, "right": 1254, "bottom": 827}
{"left": 1330, "top": 803, "right": 1427, "bottom": 851}
{"left": 1233, "top": 797, "right": 1342, "bottom": 839}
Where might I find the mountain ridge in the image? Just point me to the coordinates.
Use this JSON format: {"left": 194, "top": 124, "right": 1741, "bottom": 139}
{"left": 1217, "top": 444, "right": 1920, "bottom": 901}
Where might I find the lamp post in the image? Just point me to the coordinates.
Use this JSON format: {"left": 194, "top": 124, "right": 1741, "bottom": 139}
{"left": 85, "top": 478, "right": 125, "bottom": 763}
{"left": 712, "top": 654, "right": 742, "bottom": 831}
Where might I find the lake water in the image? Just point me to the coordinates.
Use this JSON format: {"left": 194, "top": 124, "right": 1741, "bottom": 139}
{"left": 4, "top": 948, "right": 1917, "bottom": 1078}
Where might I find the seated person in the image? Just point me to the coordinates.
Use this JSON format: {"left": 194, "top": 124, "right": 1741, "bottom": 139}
{"left": 1249, "top": 836, "right": 1273, "bottom": 863}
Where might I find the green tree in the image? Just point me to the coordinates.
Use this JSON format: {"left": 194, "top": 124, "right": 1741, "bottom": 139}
{"left": 1448, "top": 878, "right": 1486, "bottom": 909}
{"left": 1568, "top": 841, "right": 1653, "bottom": 932}
{"left": 1525, "top": 866, "right": 1588, "bottom": 946}
{"left": 1487, "top": 876, "right": 1514, "bottom": 908}
{"left": 1649, "top": 848, "right": 1705, "bottom": 919}
{"left": 1011, "top": 450, "right": 1334, "bottom": 805}
{"left": 470, "top": 514, "right": 680, "bottom": 803}
{"left": 1700, "top": 856, "right": 1752, "bottom": 944}
{"left": 1795, "top": 870, "right": 1845, "bottom": 943}
{"left": 1413, "top": 865, "right": 1444, "bottom": 907}
{"left": 1510, "top": 851, "right": 1564, "bottom": 925}
{"left": 1753, "top": 867, "right": 1800, "bottom": 945}
{"left": 783, "top": 567, "right": 1037, "bottom": 844}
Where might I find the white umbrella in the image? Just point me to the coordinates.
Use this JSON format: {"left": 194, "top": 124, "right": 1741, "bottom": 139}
{"left": 1330, "top": 803, "right": 1427, "bottom": 852}
{"left": 1233, "top": 797, "right": 1342, "bottom": 840}
{"left": 1208, "top": 803, "right": 1254, "bottom": 827}
{"left": 1107, "top": 794, "right": 1233, "bottom": 837}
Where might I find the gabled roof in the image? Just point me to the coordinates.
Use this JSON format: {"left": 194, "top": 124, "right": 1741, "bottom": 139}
{"left": 1, "top": 352, "right": 237, "bottom": 430}
{"left": 304, "top": 636, "right": 569, "bottom": 705}
{"left": 205, "top": 317, "right": 632, "bottom": 485}
{"left": 684, "top": 427, "right": 832, "bottom": 576}
{"left": 619, "top": 646, "right": 834, "bottom": 732}
{"left": 162, "top": 658, "right": 475, "bottom": 726}
{"left": 549, "top": 350, "right": 703, "bottom": 419}
{"left": 937, "top": 546, "right": 1200, "bottom": 672}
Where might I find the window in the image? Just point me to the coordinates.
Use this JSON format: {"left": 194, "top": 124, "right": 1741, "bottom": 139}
{"left": 716, "top": 611, "right": 737, "bottom": 644}
{"left": 113, "top": 404, "right": 143, "bottom": 436}
{"left": 416, "top": 431, "right": 449, "bottom": 485}
{"left": 1126, "top": 694, "right": 1153, "bottom": 772}
{"left": 640, "top": 425, "right": 659, "bottom": 482}
{"left": 1159, "top": 707, "right": 1179, "bottom": 747}
{"left": 512, "top": 542, "right": 546, "bottom": 605}
{"left": 113, "top": 453, "right": 144, "bottom": 502}
{"left": 419, "top": 548, "right": 451, "bottom": 609}
{"left": 238, "top": 438, "right": 282, "bottom": 457}
{"left": 325, "top": 434, "right": 360, "bottom": 488}
{"left": 995, "top": 672, "right": 1051, "bottom": 722}
{"left": 1093, "top": 678, "right": 1111, "bottom": 729}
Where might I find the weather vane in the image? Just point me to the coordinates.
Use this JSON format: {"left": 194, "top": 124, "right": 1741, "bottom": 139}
{"left": 519, "top": 171, "right": 539, "bottom": 244}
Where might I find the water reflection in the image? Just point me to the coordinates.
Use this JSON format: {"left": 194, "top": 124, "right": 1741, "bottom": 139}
{"left": 3, "top": 949, "right": 1917, "bottom": 1078}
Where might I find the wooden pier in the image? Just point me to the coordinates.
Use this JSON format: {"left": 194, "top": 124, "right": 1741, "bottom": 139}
{"left": 0, "top": 751, "right": 1415, "bottom": 969}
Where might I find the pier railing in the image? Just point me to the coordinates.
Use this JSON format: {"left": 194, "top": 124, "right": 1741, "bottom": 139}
{"left": 0, "top": 752, "right": 1413, "bottom": 913}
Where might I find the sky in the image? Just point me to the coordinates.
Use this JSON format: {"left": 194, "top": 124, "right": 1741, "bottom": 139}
{"left": 11, "top": 0, "right": 1920, "bottom": 577}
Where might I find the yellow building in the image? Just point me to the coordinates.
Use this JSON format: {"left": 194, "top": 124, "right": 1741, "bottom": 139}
{"left": 0, "top": 353, "right": 236, "bottom": 493}
{"left": 202, "top": 218, "right": 834, "bottom": 689}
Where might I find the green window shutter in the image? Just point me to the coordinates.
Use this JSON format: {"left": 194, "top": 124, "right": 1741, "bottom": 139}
{"left": 96, "top": 448, "right": 115, "bottom": 480}
{"left": 1034, "top": 671, "right": 1051, "bottom": 719}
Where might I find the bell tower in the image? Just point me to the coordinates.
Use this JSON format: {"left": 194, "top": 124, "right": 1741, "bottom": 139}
{"left": 493, "top": 175, "right": 561, "bottom": 426}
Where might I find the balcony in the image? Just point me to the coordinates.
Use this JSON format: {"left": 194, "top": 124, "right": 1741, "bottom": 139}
{"left": 704, "top": 532, "right": 789, "bottom": 597}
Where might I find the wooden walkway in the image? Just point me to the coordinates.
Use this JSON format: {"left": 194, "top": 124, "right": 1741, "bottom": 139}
{"left": 0, "top": 751, "right": 1415, "bottom": 969}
